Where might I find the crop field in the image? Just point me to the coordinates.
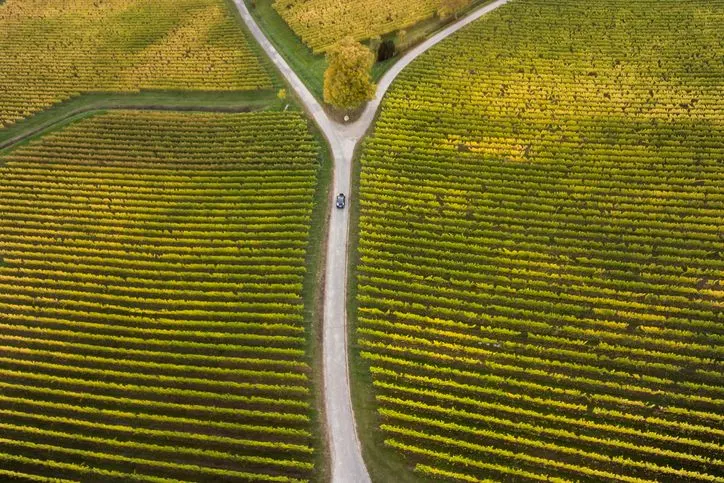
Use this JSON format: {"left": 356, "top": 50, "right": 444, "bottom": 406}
{"left": 0, "top": 0, "right": 274, "bottom": 128}
{"left": 272, "top": 0, "right": 445, "bottom": 53}
{"left": 355, "top": 0, "right": 724, "bottom": 480}
{"left": 0, "top": 110, "right": 321, "bottom": 481}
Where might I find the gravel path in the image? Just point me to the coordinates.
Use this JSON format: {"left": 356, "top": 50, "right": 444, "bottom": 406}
{"left": 232, "top": 1, "right": 510, "bottom": 481}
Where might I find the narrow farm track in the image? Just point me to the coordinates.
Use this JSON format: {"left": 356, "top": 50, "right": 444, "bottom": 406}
{"left": 233, "top": 0, "right": 510, "bottom": 481}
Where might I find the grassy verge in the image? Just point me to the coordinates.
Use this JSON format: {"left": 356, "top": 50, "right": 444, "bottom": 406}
{"left": 0, "top": 89, "right": 280, "bottom": 152}
{"left": 245, "top": 0, "right": 329, "bottom": 100}
{"left": 245, "top": 0, "right": 493, "bottom": 104}
{"left": 302, "top": 120, "right": 334, "bottom": 483}
{"left": 346, "top": 138, "right": 423, "bottom": 483}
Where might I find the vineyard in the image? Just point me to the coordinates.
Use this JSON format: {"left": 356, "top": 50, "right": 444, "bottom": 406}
{"left": 272, "top": 0, "right": 447, "bottom": 53}
{"left": 0, "top": 0, "right": 274, "bottom": 128}
{"left": 355, "top": 0, "right": 724, "bottom": 481}
{"left": 0, "top": 110, "right": 322, "bottom": 481}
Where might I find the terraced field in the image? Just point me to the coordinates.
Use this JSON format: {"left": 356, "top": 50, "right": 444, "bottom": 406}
{"left": 272, "top": 0, "right": 447, "bottom": 53}
{"left": 355, "top": 0, "right": 724, "bottom": 480}
{"left": 0, "top": 0, "right": 274, "bottom": 128}
{"left": 0, "top": 110, "right": 322, "bottom": 482}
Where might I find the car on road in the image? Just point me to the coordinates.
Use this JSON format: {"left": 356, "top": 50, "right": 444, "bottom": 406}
{"left": 336, "top": 193, "right": 346, "bottom": 209}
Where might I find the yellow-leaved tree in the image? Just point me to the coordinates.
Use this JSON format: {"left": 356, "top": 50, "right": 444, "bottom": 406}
{"left": 323, "top": 36, "right": 376, "bottom": 110}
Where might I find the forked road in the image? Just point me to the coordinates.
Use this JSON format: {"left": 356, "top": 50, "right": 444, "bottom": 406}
{"left": 232, "top": 1, "right": 510, "bottom": 481}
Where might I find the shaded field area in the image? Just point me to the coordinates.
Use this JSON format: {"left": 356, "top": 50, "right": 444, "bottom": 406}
{"left": 0, "top": 110, "right": 323, "bottom": 482}
{"left": 353, "top": 0, "right": 724, "bottom": 480}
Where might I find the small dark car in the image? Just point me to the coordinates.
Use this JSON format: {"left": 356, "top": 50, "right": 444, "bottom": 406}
{"left": 336, "top": 193, "right": 346, "bottom": 209}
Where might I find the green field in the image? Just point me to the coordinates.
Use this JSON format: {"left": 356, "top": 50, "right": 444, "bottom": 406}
{"left": 353, "top": 0, "right": 724, "bottom": 480}
{"left": 0, "top": 0, "right": 276, "bottom": 128}
{"left": 0, "top": 110, "right": 324, "bottom": 482}
{"left": 272, "top": 0, "right": 446, "bottom": 53}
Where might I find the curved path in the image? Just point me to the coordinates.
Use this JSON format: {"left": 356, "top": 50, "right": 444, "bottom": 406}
{"left": 232, "top": 1, "right": 509, "bottom": 481}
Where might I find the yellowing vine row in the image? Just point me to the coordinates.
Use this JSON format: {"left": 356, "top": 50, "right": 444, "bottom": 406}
{"left": 273, "top": 0, "right": 446, "bottom": 53}
{"left": 0, "top": 110, "right": 321, "bottom": 482}
{"left": 356, "top": 0, "right": 724, "bottom": 480}
{"left": 0, "top": 0, "right": 275, "bottom": 128}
